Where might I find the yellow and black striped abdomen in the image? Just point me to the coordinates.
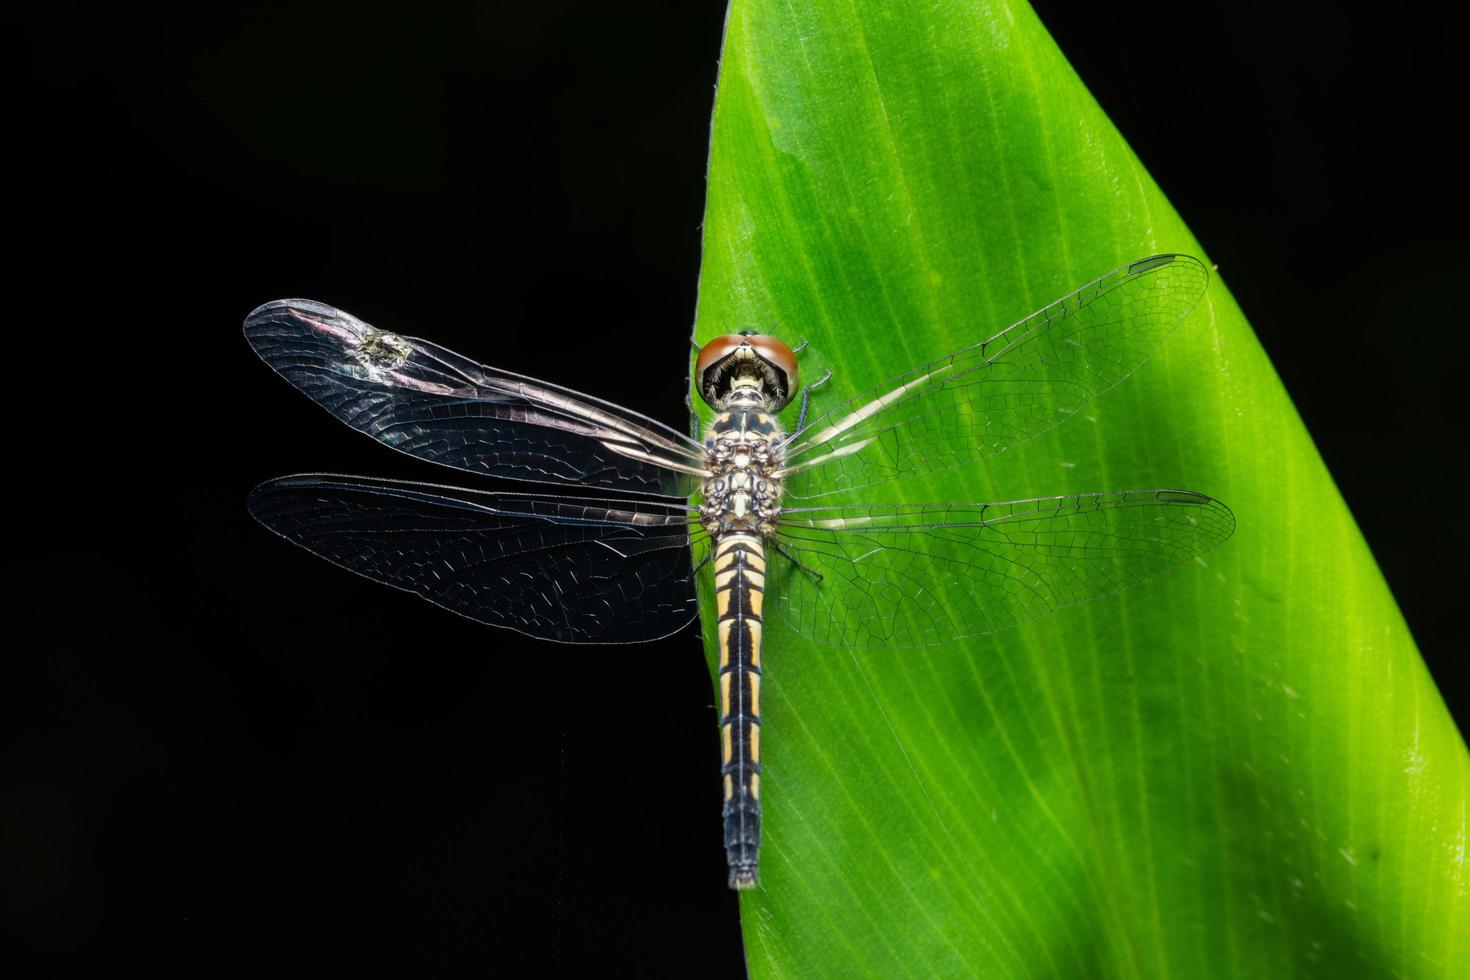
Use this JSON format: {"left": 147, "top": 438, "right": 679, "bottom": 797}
{"left": 714, "top": 531, "right": 765, "bottom": 889}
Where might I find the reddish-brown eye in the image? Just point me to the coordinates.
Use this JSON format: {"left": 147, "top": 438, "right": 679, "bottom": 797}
{"left": 747, "top": 335, "right": 799, "bottom": 395}
{"left": 694, "top": 335, "right": 748, "bottom": 386}
{"left": 695, "top": 333, "right": 801, "bottom": 409}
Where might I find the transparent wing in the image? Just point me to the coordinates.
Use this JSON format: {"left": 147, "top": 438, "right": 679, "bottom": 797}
{"left": 248, "top": 474, "right": 701, "bottom": 644}
{"left": 770, "top": 489, "right": 1234, "bottom": 647}
{"left": 781, "top": 255, "right": 1209, "bottom": 498}
{"left": 245, "top": 300, "right": 707, "bottom": 497}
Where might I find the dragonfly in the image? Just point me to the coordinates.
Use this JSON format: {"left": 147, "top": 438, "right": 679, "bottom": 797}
{"left": 244, "top": 253, "right": 1234, "bottom": 890}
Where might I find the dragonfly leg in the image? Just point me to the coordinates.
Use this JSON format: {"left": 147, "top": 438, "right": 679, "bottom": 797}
{"left": 771, "top": 539, "right": 824, "bottom": 584}
{"left": 793, "top": 369, "right": 833, "bottom": 432}
{"left": 691, "top": 548, "right": 713, "bottom": 575}
{"left": 687, "top": 392, "right": 702, "bottom": 441}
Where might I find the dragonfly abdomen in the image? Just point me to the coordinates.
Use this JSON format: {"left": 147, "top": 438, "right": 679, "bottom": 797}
{"left": 714, "top": 531, "right": 764, "bottom": 889}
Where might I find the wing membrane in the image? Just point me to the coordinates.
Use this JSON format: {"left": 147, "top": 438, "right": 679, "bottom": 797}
{"left": 248, "top": 474, "right": 701, "bottom": 644}
{"left": 770, "top": 489, "right": 1234, "bottom": 647}
{"left": 245, "top": 300, "right": 706, "bottom": 497}
{"left": 781, "top": 255, "right": 1209, "bottom": 498}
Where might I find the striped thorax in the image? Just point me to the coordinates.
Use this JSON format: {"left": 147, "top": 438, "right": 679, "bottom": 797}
{"left": 700, "top": 396, "right": 785, "bottom": 538}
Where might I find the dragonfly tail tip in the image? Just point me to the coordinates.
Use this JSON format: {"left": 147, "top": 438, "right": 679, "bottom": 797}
{"left": 728, "top": 867, "right": 760, "bottom": 890}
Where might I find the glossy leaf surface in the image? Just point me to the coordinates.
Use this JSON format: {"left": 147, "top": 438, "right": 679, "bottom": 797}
{"left": 692, "top": 2, "right": 1469, "bottom": 975}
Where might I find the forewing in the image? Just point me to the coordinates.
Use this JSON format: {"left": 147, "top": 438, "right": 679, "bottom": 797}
{"left": 248, "top": 475, "right": 700, "bottom": 644}
{"left": 781, "top": 255, "right": 1209, "bottom": 498}
{"left": 770, "top": 489, "right": 1234, "bottom": 647}
{"left": 245, "top": 300, "right": 705, "bottom": 497}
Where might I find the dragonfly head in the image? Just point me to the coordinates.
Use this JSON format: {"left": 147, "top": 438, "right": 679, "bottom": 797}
{"left": 695, "top": 333, "right": 799, "bottom": 411}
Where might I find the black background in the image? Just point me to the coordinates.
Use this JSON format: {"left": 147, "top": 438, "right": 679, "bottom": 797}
{"left": 6, "top": 2, "right": 1466, "bottom": 976}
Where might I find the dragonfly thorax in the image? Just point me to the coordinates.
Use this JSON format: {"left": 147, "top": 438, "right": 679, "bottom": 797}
{"left": 700, "top": 406, "right": 786, "bottom": 537}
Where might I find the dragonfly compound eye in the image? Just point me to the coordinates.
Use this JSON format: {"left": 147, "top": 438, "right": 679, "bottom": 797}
{"left": 695, "top": 334, "right": 800, "bottom": 409}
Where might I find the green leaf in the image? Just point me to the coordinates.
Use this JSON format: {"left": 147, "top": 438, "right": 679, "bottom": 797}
{"left": 691, "top": 2, "right": 1469, "bottom": 976}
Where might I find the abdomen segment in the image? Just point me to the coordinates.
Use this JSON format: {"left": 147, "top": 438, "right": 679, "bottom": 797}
{"left": 714, "top": 532, "right": 765, "bottom": 889}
